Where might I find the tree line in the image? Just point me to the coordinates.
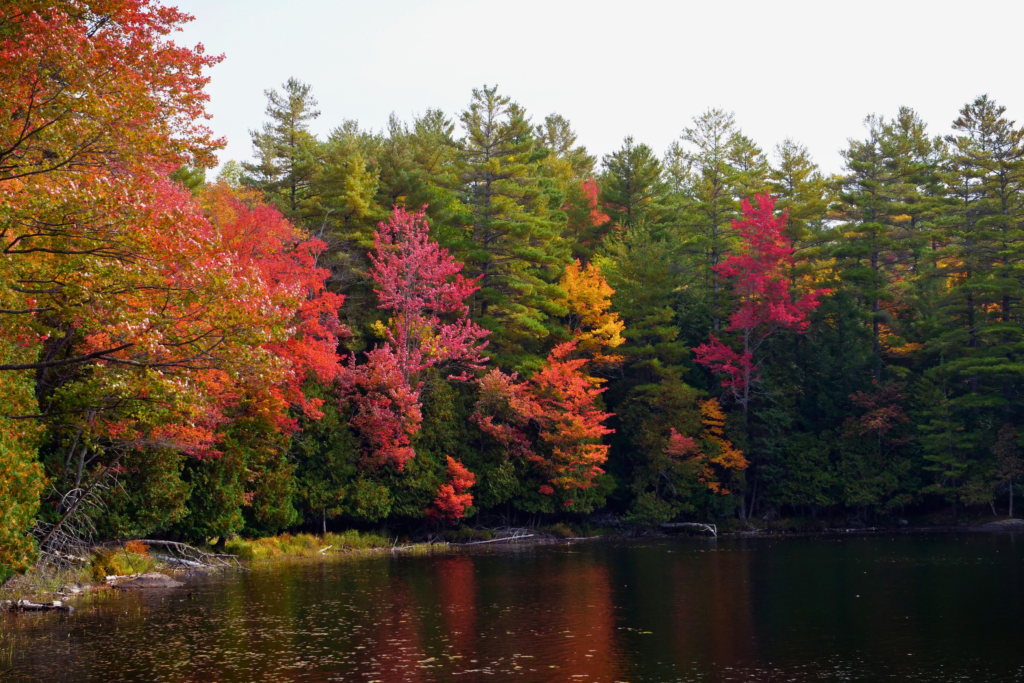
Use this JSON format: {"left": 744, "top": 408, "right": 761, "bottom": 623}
{"left": 2, "top": 1, "right": 1023, "bottom": 573}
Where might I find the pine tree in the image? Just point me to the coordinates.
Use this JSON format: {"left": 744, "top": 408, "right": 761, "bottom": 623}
{"left": 727, "top": 133, "right": 770, "bottom": 199}
{"left": 598, "top": 136, "right": 663, "bottom": 230}
{"left": 834, "top": 108, "right": 938, "bottom": 381}
{"left": 243, "top": 78, "right": 322, "bottom": 222}
{"left": 670, "top": 109, "right": 748, "bottom": 332}
{"left": 315, "top": 121, "right": 380, "bottom": 249}
{"left": 768, "top": 139, "right": 834, "bottom": 260}
{"left": 535, "top": 113, "right": 595, "bottom": 182}
{"left": 454, "top": 85, "right": 566, "bottom": 369}
{"left": 934, "top": 95, "right": 1024, "bottom": 423}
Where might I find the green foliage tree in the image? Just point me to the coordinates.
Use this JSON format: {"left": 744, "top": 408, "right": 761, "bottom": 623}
{"left": 291, "top": 383, "right": 359, "bottom": 533}
{"left": 453, "top": 85, "right": 567, "bottom": 369}
{"left": 244, "top": 77, "right": 322, "bottom": 222}
{"left": 834, "top": 107, "right": 939, "bottom": 381}
{"left": 599, "top": 136, "right": 664, "bottom": 230}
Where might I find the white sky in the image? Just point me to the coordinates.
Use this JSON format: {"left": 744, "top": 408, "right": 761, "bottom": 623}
{"left": 174, "top": 0, "right": 1024, "bottom": 176}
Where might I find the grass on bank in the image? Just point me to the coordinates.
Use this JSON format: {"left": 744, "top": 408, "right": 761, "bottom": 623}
{"left": 3, "top": 523, "right": 605, "bottom": 599}
{"left": 223, "top": 530, "right": 391, "bottom": 561}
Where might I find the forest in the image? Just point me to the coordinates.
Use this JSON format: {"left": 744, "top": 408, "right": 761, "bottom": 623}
{"left": 3, "top": 0, "right": 1024, "bottom": 575}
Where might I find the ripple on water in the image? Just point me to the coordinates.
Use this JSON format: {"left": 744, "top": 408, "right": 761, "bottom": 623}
{"left": 2, "top": 534, "right": 1023, "bottom": 682}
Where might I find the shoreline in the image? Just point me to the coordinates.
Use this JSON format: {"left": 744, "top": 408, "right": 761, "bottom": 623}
{"left": 4, "top": 520, "right": 1022, "bottom": 613}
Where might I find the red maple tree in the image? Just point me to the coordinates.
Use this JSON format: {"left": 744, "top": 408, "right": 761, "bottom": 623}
{"left": 203, "top": 183, "right": 347, "bottom": 426}
{"left": 345, "top": 207, "right": 489, "bottom": 469}
{"left": 426, "top": 456, "right": 477, "bottom": 523}
{"left": 693, "top": 194, "right": 830, "bottom": 422}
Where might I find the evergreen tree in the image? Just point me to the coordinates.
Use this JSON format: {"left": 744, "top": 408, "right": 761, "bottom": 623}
{"left": 243, "top": 77, "right": 322, "bottom": 222}
{"left": 670, "top": 109, "right": 748, "bottom": 332}
{"left": 834, "top": 108, "right": 938, "bottom": 381}
{"left": 727, "top": 132, "right": 770, "bottom": 199}
{"left": 768, "top": 139, "right": 834, "bottom": 259}
{"left": 291, "top": 383, "right": 360, "bottom": 533}
{"left": 454, "top": 85, "right": 567, "bottom": 369}
{"left": 536, "top": 113, "right": 595, "bottom": 181}
{"left": 599, "top": 136, "right": 663, "bottom": 230}
{"left": 535, "top": 115, "right": 602, "bottom": 263}
{"left": 935, "top": 95, "right": 1024, "bottom": 423}
{"left": 315, "top": 120, "right": 380, "bottom": 248}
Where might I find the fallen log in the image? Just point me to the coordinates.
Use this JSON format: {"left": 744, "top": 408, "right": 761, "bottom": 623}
{"left": 116, "top": 572, "right": 184, "bottom": 591}
{"left": 454, "top": 534, "right": 536, "bottom": 546}
{"left": 4, "top": 599, "right": 74, "bottom": 613}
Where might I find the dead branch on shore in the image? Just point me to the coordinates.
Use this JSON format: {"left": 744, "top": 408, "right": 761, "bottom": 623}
{"left": 660, "top": 522, "right": 718, "bottom": 536}
{"left": 138, "top": 540, "right": 246, "bottom": 571}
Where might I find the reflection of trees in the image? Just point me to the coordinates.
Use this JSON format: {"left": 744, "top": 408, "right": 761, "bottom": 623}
{"left": 549, "top": 558, "right": 625, "bottom": 681}
{"left": 468, "top": 552, "right": 627, "bottom": 680}
{"left": 615, "top": 542, "right": 756, "bottom": 673}
{"left": 366, "top": 578, "right": 426, "bottom": 683}
{"left": 434, "top": 555, "right": 478, "bottom": 658}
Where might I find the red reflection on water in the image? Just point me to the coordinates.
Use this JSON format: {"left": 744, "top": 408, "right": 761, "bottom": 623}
{"left": 490, "top": 554, "right": 626, "bottom": 680}
{"left": 434, "top": 555, "right": 478, "bottom": 658}
{"left": 552, "top": 559, "right": 625, "bottom": 681}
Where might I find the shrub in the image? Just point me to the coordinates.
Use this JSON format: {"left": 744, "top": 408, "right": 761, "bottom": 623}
{"left": 543, "top": 523, "right": 574, "bottom": 539}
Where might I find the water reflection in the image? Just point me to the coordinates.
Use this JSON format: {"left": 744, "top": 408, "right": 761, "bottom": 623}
{"left": 2, "top": 534, "right": 1023, "bottom": 682}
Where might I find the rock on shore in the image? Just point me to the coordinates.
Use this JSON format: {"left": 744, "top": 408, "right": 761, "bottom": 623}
{"left": 115, "top": 572, "right": 184, "bottom": 590}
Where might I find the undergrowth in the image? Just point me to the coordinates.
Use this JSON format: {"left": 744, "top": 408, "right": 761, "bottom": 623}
{"left": 223, "top": 530, "right": 390, "bottom": 561}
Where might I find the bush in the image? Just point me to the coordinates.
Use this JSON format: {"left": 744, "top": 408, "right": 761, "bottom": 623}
{"left": 542, "top": 523, "right": 574, "bottom": 539}
{"left": 442, "top": 527, "right": 493, "bottom": 543}
{"left": 89, "top": 543, "right": 154, "bottom": 580}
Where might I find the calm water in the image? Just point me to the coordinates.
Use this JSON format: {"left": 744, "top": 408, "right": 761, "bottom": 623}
{"left": 3, "top": 534, "right": 1023, "bottom": 682}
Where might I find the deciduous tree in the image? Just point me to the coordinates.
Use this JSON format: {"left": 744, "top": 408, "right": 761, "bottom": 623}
{"left": 693, "top": 194, "right": 830, "bottom": 424}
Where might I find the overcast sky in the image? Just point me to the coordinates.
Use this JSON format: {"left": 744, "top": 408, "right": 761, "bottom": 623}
{"left": 174, "top": 0, "right": 1024, "bottom": 176}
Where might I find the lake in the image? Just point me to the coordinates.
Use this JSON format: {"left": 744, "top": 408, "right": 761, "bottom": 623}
{"left": 2, "top": 533, "right": 1022, "bottom": 682}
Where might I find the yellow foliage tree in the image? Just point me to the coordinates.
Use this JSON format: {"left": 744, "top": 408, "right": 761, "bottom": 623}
{"left": 559, "top": 259, "right": 625, "bottom": 364}
{"left": 667, "top": 399, "right": 747, "bottom": 494}
{"left": 700, "top": 399, "right": 747, "bottom": 472}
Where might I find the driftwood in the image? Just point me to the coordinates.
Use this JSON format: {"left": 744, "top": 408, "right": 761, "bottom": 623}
{"left": 139, "top": 540, "right": 246, "bottom": 571}
{"left": 455, "top": 533, "right": 536, "bottom": 546}
{"left": 660, "top": 522, "right": 718, "bottom": 536}
{"left": 3, "top": 600, "right": 74, "bottom": 613}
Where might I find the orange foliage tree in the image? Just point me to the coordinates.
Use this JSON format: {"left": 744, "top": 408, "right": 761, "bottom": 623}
{"left": 473, "top": 341, "right": 613, "bottom": 508}
{"left": 1, "top": 1, "right": 226, "bottom": 567}
{"left": 426, "top": 456, "right": 477, "bottom": 524}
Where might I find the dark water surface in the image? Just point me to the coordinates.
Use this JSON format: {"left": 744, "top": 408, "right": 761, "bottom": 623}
{"left": 3, "top": 534, "right": 1023, "bottom": 682}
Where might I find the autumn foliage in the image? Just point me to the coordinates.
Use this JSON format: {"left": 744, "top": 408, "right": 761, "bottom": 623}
{"left": 693, "top": 194, "right": 830, "bottom": 414}
{"left": 13, "top": 0, "right": 1019, "bottom": 566}
{"left": 345, "top": 207, "right": 489, "bottom": 469}
{"left": 664, "top": 399, "right": 747, "bottom": 494}
{"left": 559, "top": 260, "right": 625, "bottom": 364}
{"left": 427, "top": 456, "right": 477, "bottom": 523}
{"left": 474, "top": 341, "right": 613, "bottom": 500}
